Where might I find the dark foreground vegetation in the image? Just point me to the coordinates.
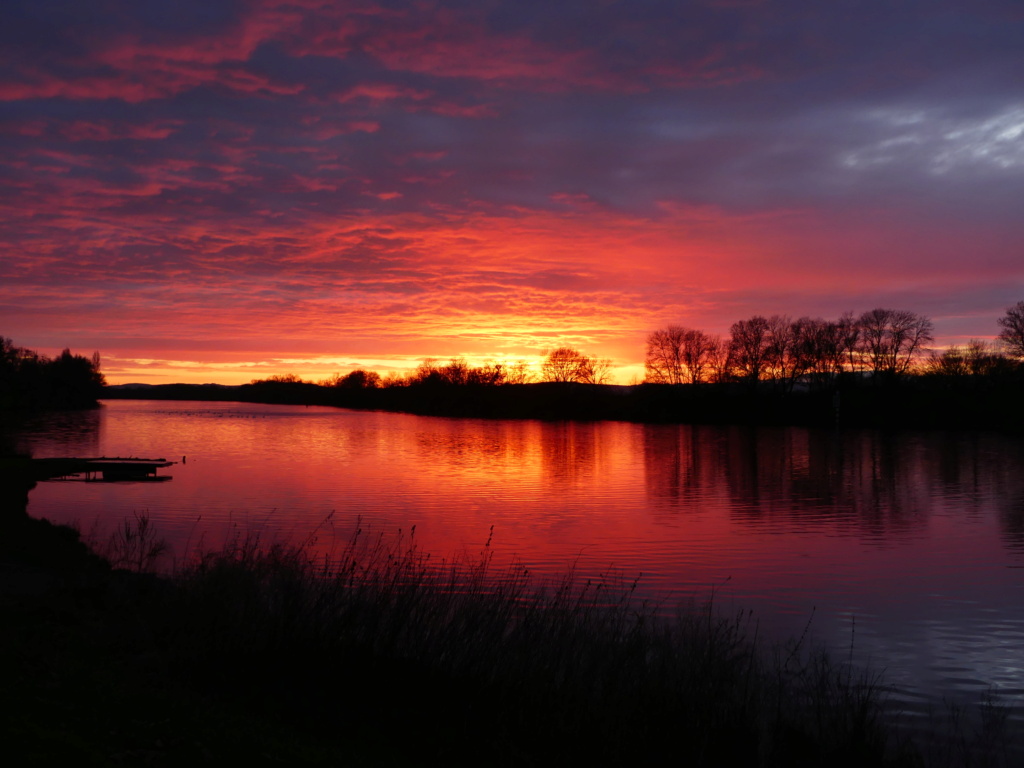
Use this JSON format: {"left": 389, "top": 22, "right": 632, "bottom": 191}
{"left": 0, "top": 481, "right": 1016, "bottom": 766}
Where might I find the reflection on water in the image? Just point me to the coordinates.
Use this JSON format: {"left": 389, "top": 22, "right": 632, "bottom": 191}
{"left": 644, "top": 424, "right": 1024, "bottom": 551}
{"left": 13, "top": 400, "right": 1024, "bottom": 730}
{"left": 10, "top": 408, "right": 102, "bottom": 458}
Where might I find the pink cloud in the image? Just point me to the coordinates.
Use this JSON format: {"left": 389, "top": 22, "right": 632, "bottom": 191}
{"left": 0, "top": 70, "right": 167, "bottom": 103}
{"left": 336, "top": 83, "right": 433, "bottom": 104}
{"left": 59, "top": 120, "right": 182, "bottom": 141}
{"left": 282, "top": 5, "right": 627, "bottom": 92}
{"left": 0, "top": 1, "right": 757, "bottom": 112}
{"left": 420, "top": 102, "right": 498, "bottom": 118}
{"left": 365, "top": 28, "right": 593, "bottom": 86}
{"left": 1, "top": 120, "right": 47, "bottom": 136}
{"left": 1, "top": 3, "right": 305, "bottom": 103}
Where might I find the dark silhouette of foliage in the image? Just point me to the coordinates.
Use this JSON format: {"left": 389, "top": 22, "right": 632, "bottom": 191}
{"left": 541, "top": 347, "right": 610, "bottom": 384}
{"left": 926, "top": 340, "right": 1006, "bottom": 378}
{"left": 332, "top": 370, "right": 382, "bottom": 389}
{"left": 998, "top": 300, "right": 1024, "bottom": 359}
{"left": 645, "top": 326, "right": 721, "bottom": 384}
{"left": 640, "top": 303, "right": 964, "bottom": 404}
{"left": 728, "top": 315, "right": 773, "bottom": 383}
{"left": 797, "top": 317, "right": 849, "bottom": 388}
{"left": 466, "top": 362, "right": 508, "bottom": 386}
{"left": 94, "top": 301, "right": 1024, "bottom": 430}
{"left": 856, "top": 308, "right": 933, "bottom": 378}
{"left": 245, "top": 375, "right": 329, "bottom": 405}
{"left": 0, "top": 337, "right": 105, "bottom": 410}
{"left": 541, "top": 347, "right": 588, "bottom": 382}
{"left": 502, "top": 360, "right": 535, "bottom": 385}
{"left": 408, "top": 358, "right": 475, "bottom": 387}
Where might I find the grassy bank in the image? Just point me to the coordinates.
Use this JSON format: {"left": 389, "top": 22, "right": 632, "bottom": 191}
{"left": 1, "top": 515, "right": 1014, "bottom": 766}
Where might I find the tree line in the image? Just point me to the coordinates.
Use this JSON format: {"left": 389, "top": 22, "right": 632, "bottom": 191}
{"left": 246, "top": 301, "right": 1024, "bottom": 395}
{"left": 645, "top": 302, "right": 1024, "bottom": 389}
{"left": 0, "top": 336, "right": 106, "bottom": 409}
{"left": 102, "top": 301, "right": 1024, "bottom": 428}
{"left": 298, "top": 300, "right": 1024, "bottom": 394}
{"left": 260, "top": 347, "right": 614, "bottom": 392}
{"left": 645, "top": 309, "right": 932, "bottom": 389}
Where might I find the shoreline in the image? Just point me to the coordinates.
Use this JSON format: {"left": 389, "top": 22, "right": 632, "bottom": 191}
{"left": 101, "top": 377, "right": 1024, "bottom": 433}
{"left": 2, "top": 480, "right": 1018, "bottom": 765}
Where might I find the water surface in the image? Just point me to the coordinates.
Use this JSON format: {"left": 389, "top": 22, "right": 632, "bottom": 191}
{"left": 16, "top": 399, "right": 1024, "bottom": 730}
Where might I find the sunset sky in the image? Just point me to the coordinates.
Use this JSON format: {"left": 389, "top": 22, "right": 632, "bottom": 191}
{"left": 2, "top": 0, "right": 1023, "bottom": 384}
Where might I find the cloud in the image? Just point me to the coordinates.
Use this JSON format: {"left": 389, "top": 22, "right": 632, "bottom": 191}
{"left": 839, "top": 105, "right": 1024, "bottom": 174}
{"left": 1, "top": 0, "right": 1023, "bottom": 382}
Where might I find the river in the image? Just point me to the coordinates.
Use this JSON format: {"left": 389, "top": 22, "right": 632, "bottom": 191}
{"left": 13, "top": 399, "right": 1024, "bottom": 736}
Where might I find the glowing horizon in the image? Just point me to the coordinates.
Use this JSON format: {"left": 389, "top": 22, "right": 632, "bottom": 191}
{"left": 2, "top": 1, "right": 1022, "bottom": 385}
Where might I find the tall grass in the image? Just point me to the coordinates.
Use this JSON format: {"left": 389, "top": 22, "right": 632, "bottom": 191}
{"left": 100, "top": 511, "right": 168, "bottom": 572}
{"left": 138, "top": 519, "right": 921, "bottom": 766}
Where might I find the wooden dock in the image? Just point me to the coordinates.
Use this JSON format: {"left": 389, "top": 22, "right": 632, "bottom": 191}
{"left": 22, "top": 457, "right": 176, "bottom": 482}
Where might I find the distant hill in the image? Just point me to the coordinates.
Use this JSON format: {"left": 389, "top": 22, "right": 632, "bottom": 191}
{"left": 103, "top": 383, "right": 244, "bottom": 401}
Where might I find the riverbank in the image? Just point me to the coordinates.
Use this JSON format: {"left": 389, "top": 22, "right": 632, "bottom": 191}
{"left": 103, "top": 376, "right": 1024, "bottom": 432}
{"left": 4, "top": 496, "right": 1017, "bottom": 766}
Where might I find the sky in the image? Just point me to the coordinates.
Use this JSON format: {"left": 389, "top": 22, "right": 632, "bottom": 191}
{"left": 2, "top": 0, "right": 1023, "bottom": 385}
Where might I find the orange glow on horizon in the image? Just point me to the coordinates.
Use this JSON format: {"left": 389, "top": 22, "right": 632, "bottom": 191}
{"left": 17, "top": 199, "right": 1014, "bottom": 386}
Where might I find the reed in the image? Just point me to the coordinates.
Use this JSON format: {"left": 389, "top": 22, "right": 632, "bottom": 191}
{"left": 101, "top": 510, "right": 168, "bottom": 572}
{"left": 26, "top": 512, "right": 1016, "bottom": 765}
{"left": 147, "top": 520, "right": 916, "bottom": 766}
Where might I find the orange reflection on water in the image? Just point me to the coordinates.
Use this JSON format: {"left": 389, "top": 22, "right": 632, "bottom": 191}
{"left": 19, "top": 401, "right": 1024, "bottom": 686}
{"left": 18, "top": 400, "right": 1024, "bottom": 730}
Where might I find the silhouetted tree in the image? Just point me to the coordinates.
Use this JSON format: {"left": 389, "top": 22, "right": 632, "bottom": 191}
{"left": 466, "top": 362, "right": 507, "bottom": 386}
{"left": 769, "top": 316, "right": 849, "bottom": 391}
{"left": 728, "top": 316, "right": 772, "bottom": 382}
{"left": 541, "top": 347, "right": 601, "bottom": 383}
{"left": 408, "top": 359, "right": 439, "bottom": 385}
{"left": 837, "top": 312, "right": 861, "bottom": 373}
{"left": 409, "top": 358, "right": 478, "bottom": 386}
{"left": 812, "top": 318, "right": 849, "bottom": 385}
{"left": 764, "top": 315, "right": 801, "bottom": 388}
{"left": 998, "top": 300, "right": 1024, "bottom": 359}
{"left": 857, "top": 308, "right": 933, "bottom": 377}
{"left": 381, "top": 372, "right": 408, "bottom": 388}
{"left": 645, "top": 326, "right": 718, "bottom": 384}
{"left": 442, "top": 358, "right": 471, "bottom": 385}
{"left": 335, "top": 369, "right": 382, "bottom": 389}
{"left": 960, "top": 340, "right": 1000, "bottom": 377}
{"left": 645, "top": 327, "right": 683, "bottom": 384}
{"left": 926, "top": 345, "right": 970, "bottom": 377}
{"left": 503, "top": 361, "right": 534, "bottom": 385}
{"left": 44, "top": 348, "right": 106, "bottom": 407}
{"left": 579, "top": 356, "right": 613, "bottom": 384}
{"left": 686, "top": 331, "right": 716, "bottom": 382}
{"left": 705, "top": 337, "right": 732, "bottom": 383}
{"left": 0, "top": 337, "right": 19, "bottom": 397}
{"left": 926, "top": 340, "right": 1005, "bottom": 378}
{"left": 0, "top": 337, "right": 104, "bottom": 409}
{"left": 408, "top": 358, "right": 516, "bottom": 387}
